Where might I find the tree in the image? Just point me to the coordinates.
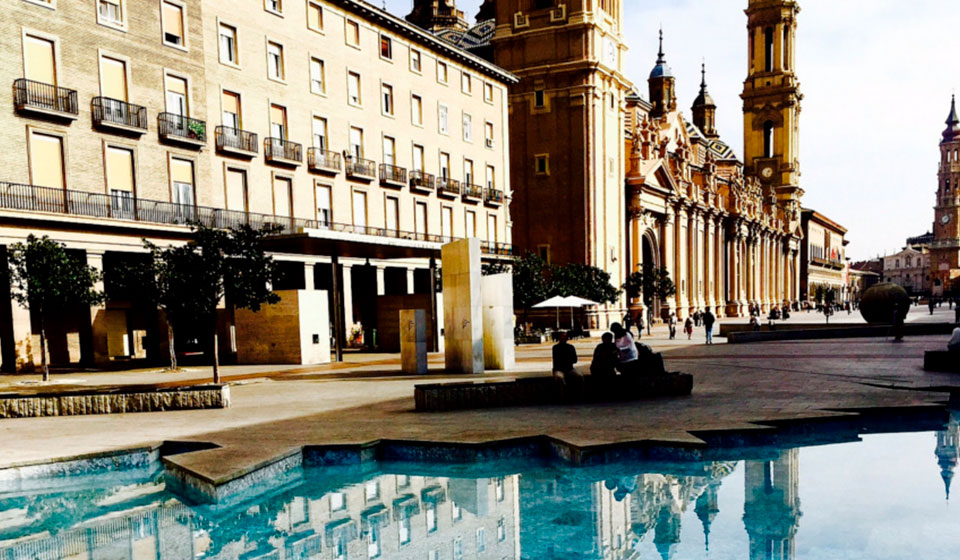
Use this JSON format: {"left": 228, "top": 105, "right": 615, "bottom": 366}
{"left": 7, "top": 235, "right": 104, "bottom": 381}
{"left": 121, "top": 224, "right": 279, "bottom": 381}
{"left": 623, "top": 266, "right": 676, "bottom": 307}
{"left": 549, "top": 263, "right": 621, "bottom": 305}
{"left": 482, "top": 253, "right": 550, "bottom": 329}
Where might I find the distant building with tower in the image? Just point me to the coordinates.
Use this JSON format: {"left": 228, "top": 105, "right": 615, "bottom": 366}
{"left": 931, "top": 96, "right": 960, "bottom": 296}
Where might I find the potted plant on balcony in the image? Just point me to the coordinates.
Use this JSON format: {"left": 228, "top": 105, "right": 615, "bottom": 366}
{"left": 187, "top": 120, "right": 205, "bottom": 140}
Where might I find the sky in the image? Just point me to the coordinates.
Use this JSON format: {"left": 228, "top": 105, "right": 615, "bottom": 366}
{"left": 384, "top": 0, "right": 960, "bottom": 261}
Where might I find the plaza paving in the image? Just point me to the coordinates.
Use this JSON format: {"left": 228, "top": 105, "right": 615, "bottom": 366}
{"left": 1, "top": 305, "right": 958, "bottom": 486}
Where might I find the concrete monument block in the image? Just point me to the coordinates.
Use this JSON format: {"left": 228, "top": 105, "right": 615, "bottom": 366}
{"left": 482, "top": 273, "right": 515, "bottom": 370}
{"left": 442, "top": 238, "right": 484, "bottom": 374}
{"left": 235, "top": 289, "right": 330, "bottom": 365}
{"left": 400, "top": 309, "right": 427, "bottom": 374}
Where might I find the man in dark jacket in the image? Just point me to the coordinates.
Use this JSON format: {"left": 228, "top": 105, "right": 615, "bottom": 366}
{"left": 590, "top": 332, "right": 620, "bottom": 385}
{"left": 552, "top": 332, "right": 582, "bottom": 394}
{"left": 703, "top": 307, "right": 716, "bottom": 345}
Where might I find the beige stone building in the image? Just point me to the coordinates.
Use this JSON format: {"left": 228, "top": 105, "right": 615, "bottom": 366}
{"left": 0, "top": 0, "right": 516, "bottom": 371}
{"left": 799, "top": 209, "right": 848, "bottom": 303}
{"left": 882, "top": 246, "right": 931, "bottom": 296}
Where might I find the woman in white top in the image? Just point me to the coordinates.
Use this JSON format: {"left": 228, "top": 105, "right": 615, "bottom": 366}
{"left": 611, "top": 322, "right": 638, "bottom": 375}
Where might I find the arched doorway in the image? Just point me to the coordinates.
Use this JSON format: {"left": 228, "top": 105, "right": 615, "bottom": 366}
{"left": 642, "top": 230, "right": 661, "bottom": 320}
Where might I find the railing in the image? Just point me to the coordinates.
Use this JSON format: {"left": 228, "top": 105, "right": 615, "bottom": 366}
{"left": 379, "top": 163, "right": 407, "bottom": 185}
{"left": 345, "top": 157, "right": 376, "bottom": 179}
{"left": 930, "top": 238, "right": 960, "bottom": 249}
{"left": 265, "top": 137, "right": 303, "bottom": 163}
{"left": 308, "top": 148, "right": 342, "bottom": 172}
{"left": 462, "top": 183, "right": 483, "bottom": 199}
{"left": 215, "top": 126, "right": 258, "bottom": 154}
{"left": 437, "top": 177, "right": 461, "bottom": 197}
{"left": 484, "top": 188, "right": 504, "bottom": 205}
{"left": 13, "top": 78, "right": 78, "bottom": 116}
{"left": 92, "top": 97, "right": 147, "bottom": 130}
{"left": 410, "top": 170, "right": 435, "bottom": 190}
{"left": 158, "top": 112, "right": 206, "bottom": 143}
{"left": 0, "top": 181, "right": 514, "bottom": 255}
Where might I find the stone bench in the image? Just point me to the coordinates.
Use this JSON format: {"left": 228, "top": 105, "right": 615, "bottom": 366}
{"left": 924, "top": 351, "right": 960, "bottom": 373}
{"left": 414, "top": 373, "right": 693, "bottom": 412}
{"left": 0, "top": 384, "right": 230, "bottom": 418}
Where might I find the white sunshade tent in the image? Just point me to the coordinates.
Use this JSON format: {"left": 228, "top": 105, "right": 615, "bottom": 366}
{"left": 533, "top": 295, "right": 599, "bottom": 329}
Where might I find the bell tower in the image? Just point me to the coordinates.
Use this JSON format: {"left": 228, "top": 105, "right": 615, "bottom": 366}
{"left": 931, "top": 96, "right": 960, "bottom": 296}
{"left": 692, "top": 62, "right": 718, "bottom": 138}
{"left": 742, "top": 0, "right": 802, "bottom": 203}
{"left": 648, "top": 29, "right": 676, "bottom": 118}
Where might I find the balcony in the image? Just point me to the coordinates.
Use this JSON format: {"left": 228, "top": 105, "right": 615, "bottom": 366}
{"left": 379, "top": 163, "right": 407, "bottom": 188}
{"left": 308, "top": 148, "right": 341, "bottom": 175}
{"left": 462, "top": 183, "right": 483, "bottom": 202}
{"left": 158, "top": 113, "right": 206, "bottom": 147}
{"left": 930, "top": 238, "right": 960, "bottom": 249}
{"left": 92, "top": 97, "right": 147, "bottom": 134}
{"left": 265, "top": 137, "right": 302, "bottom": 166}
{"left": 13, "top": 78, "right": 78, "bottom": 120}
{"left": 345, "top": 157, "right": 376, "bottom": 181}
{"left": 437, "top": 177, "right": 461, "bottom": 198}
{"left": 215, "top": 126, "right": 258, "bottom": 158}
{"left": 409, "top": 171, "right": 435, "bottom": 194}
{"left": 484, "top": 188, "right": 504, "bottom": 207}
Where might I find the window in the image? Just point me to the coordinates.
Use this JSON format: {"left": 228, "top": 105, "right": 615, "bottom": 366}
{"left": 453, "top": 537, "right": 463, "bottom": 560}
{"left": 382, "top": 136, "right": 396, "bottom": 165}
{"left": 316, "top": 184, "right": 331, "bottom": 225}
{"left": 438, "top": 104, "right": 448, "bottom": 134}
{"left": 462, "top": 113, "right": 472, "bottom": 142}
{"left": 398, "top": 515, "right": 411, "bottom": 546}
{"left": 170, "top": 158, "right": 195, "bottom": 208}
{"left": 310, "top": 57, "right": 325, "bottom": 94}
{"left": 484, "top": 82, "right": 494, "bottom": 103}
{"left": 439, "top": 152, "right": 450, "bottom": 179}
{"left": 348, "top": 71, "right": 361, "bottom": 105}
{"left": 497, "top": 518, "right": 506, "bottom": 542}
{"left": 476, "top": 528, "right": 486, "bottom": 553}
{"left": 763, "top": 121, "right": 774, "bottom": 158}
{"left": 441, "top": 206, "right": 453, "bottom": 238}
{"left": 411, "top": 94, "right": 423, "bottom": 125}
{"left": 764, "top": 27, "right": 774, "bottom": 72}
{"left": 165, "top": 74, "right": 189, "bottom": 116}
{"left": 428, "top": 549, "right": 439, "bottom": 560}
{"left": 105, "top": 147, "right": 135, "bottom": 209}
{"left": 385, "top": 195, "right": 399, "bottom": 232}
{"left": 425, "top": 502, "right": 437, "bottom": 532}
{"left": 265, "top": 0, "right": 282, "bottom": 14}
{"left": 486, "top": 165, "right": 495, "bottom": 189}
{"left": 270, "top": 104, "right": 287, "bottom": 139}
{"left": 221, "top": 90, "right": 241, "bottom": 129}
{"left": 24, "top": 34, "right": 57, "bottom": 86}
{"left": 346, "top": 20, "right": 360, "bottom": 46}
{"left": 464, "top": 159, "right": 474, "bottom": 184}
{"left": 487, "top": 214, "right": 498, "bottom": 243}
{"left": 349, "top": 127, "right": 363, "bottom": 159}
{"left": 412, "top": 145, "right": 424, "bottom": 172}
{"left": 329, "top": 493, "right": 346, "bottom": 512}
{"left": 534, "top": 89, "right": 545, "bottom": 108}
{"left": 535, "top": 154, "right": 549, "bottom": 175}
{"left": 267, "top": 41, "right": 284, "bottom": 80}
{"left": 29, "top": 131, "right": 64, "bottom": 189}
{"left": 307, "top": 1, "right": 323, "bottom": 31}
{"left": 415, "top": 201, "right": 427, "bottom": 235}
{"left": 437, "top": 61, "right": 448, "bottom": 84}
{"left": 465, "top": 210, "right": 476, "bottom": 237}
{"left": 451, "top": 501, "right": 462, "bottom": 521}
{"left": 161, "top": 1, "right": 185, "bottom": 47}
{"left": 225, "top": 167, "right": 248, "bottom": 212}
{"left": 410, "top": 49, "right": 421, "bottom": 73}
{"left": 485, "top": 122, "right": 495, "bottom": 148}
{"left": 312, "top": 116, "right": 327, "bottom": 150}
{"left": 461, "top": 72, "right": 471, "bottom": 93}
{"left": 381, "top": 84, "right": 394, "bottom": 116}
{"left": 98, "top": 0, "right": 124, "bottom": 27}
{"left": 219, "top": 23, "right": 237, "bottom": 64}
{"left": 380, "top": 35, "right": 392, "bottom": 59}
{"left": 352, "top": 190, "right": 367, "bottom": 227}
{"left": 273, "top": 175, "right": 292, "bottom": 217}
{"left": 99, "top": 55, "right": 128, "bottom": 102}
{"left": 495, "top": 478, "right": 505, "bottom": 501}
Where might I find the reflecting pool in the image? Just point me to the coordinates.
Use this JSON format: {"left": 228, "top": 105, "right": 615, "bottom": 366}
{"left": 2, "top": 413, "right": 959, "bottom": 559}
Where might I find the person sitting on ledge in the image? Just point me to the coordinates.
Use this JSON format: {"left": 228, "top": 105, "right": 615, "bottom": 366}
{"left": 590, "top": 332, "right": 620, "bottom": 384}
{"left": 611, "top": 322, "right": 639, "bottom": 376}
{"left": 949, "top": 327, "right": 960, "bottom": 353}
{"left": 552, "top": 331, "right": 583, "bottom": 394}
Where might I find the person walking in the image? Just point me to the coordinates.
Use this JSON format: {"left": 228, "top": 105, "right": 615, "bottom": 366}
{"left": 684, "top": 316, "right": 694, "bottom": 340}
{"left": 693, "top": 310, "right": 702, "bottom": 327}
{"left": 703, "top": 307, "right": 717, "bottom": 345}
{"left": 668, "top": 311, "right": 677, "bottom": 340}
{"left": 929, "top": 298, "right": 937, "bottom": 315}
{"left": 892, "top": 301, "right": 905, "bottom": 342}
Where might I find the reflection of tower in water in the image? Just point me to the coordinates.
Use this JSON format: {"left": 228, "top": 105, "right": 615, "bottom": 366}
{"left": 936, "top": 412, "right": 960, "bottom": 500}
{"left": 743, "top": 448, "right": 802, "bottom": 560}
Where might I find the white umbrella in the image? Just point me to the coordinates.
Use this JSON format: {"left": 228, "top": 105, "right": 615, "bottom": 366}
{"left": 533, "top": 296, "right": 599, "bottom": 329}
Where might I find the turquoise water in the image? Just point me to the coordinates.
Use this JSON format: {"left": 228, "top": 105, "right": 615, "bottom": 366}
{"left": 1, "top": 415, "right": 958, "bottom": 559}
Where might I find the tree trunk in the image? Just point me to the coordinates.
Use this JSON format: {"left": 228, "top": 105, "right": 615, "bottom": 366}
{"left": 39, "top": 315, "right": 49, "bottom": 383}
{"left": 167, "top": 322, "right": 177, "bottom": 371}
{"left": 212, "top": 331, "right": 220, "bottom": 384}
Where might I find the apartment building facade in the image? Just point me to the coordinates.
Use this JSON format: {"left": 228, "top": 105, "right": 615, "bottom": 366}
{"left": 0, "top": 0, "right": 516, "bottom": 371}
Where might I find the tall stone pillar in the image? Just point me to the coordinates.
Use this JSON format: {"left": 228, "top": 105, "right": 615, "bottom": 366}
{"left": 706, "top": 214, "right": 716, "bottom": 312}
{"left": 85, "top": 250, "right": 109, "bottom": 367}
{"left": 375, "top": 266, "right": 386, "bottom": 296}
{"left": 662, "top": 206, "right": 676, "bottom": 315}
{"left": 442, "top": 238, "right": 484, "bottom": 374}
{"left": 304, "top": 262, "right": 315, "bottom": 291}
{"left": 715, "top": 218, "right": 725, "bottom": 313}
{"left": 406, "top": 268, "right": 416, "bottom": 295}
{"left": 481, "top": 272, "right": 514, "bottom": 370}
{"left": 342, "top": 263, "right": 354, "bottom": 329}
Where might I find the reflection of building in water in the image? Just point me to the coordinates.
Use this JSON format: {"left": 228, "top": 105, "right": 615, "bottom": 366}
{"left": 743, "top": 449, "right": 802, "bottom": 560}
{"left": 936, "top": 412, "right": 960, "bottom": 500}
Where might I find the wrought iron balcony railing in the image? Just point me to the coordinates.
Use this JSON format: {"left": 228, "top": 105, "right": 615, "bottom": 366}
{"left": 409, "top": 170, "right": 435, "bottom": 192}
{"left": 345, "top": 157, "right": 376, "bottom": 180}
{"left": 308, "top": 148, "right": 342, "bottom": 173}
{"left": 379, "top": 163, "right": 407, "bottom": 186}
{"left": 484, "top": 188, "right": 504, "bottom": 206}
{"left": 13, "top": 78, "right": 78, "bottom": 117}
{"left": 158, "top": 112, "right": 206, "bottom": 145}
{"left": 264, "top": 137, "right": 303, "bottom": 164}
{"left": 462, "top": 183, "right": 483, "bottom": 201}
{"left": 215, "top": 126, "right": 258, "bottom": 156}
{"left": 92, "top": 97, "right": 147, "bottom": 131}
{"left": 437, "top": 177, "right": 461, "bottom": 198}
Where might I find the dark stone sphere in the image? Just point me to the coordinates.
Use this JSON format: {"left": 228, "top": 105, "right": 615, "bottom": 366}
{"left": 859, "top": 283, "right": 911, "bottom": 324}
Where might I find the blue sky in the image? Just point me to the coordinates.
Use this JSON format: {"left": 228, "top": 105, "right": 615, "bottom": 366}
{"left": 384, "top": 0, "right": 960, "bottom": 260}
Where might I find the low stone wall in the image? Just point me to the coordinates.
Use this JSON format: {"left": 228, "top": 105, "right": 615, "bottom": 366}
{"left": 415, "top": 373, "right": 693, "bottom": 412}
{"left": 0, "top": 384, "right": 230, "bottom": 418}
{"left": 924, "top": 351, "right": 960, "bottom": 373}
{"left": 727, "top": 323, "right": 957, "bottom": 344}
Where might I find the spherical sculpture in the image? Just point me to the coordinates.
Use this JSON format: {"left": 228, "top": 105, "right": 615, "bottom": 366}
{"left": 859, "top": 283, "right": 911, "bottom": 324}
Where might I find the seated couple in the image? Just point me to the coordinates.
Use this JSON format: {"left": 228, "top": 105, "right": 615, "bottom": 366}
{"left": 551, "top": 323, "right": 664, "bottom": 395}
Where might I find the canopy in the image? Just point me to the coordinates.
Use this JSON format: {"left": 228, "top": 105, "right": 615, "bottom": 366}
{"left": 532, "top": 296, "right": 599, "bottom": 329}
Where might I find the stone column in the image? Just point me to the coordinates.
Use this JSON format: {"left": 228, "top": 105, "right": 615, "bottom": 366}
{"left": 705, "top": 214, "right": 715, "bottom": 312}
{"left": 400, "top": 309, "right": 427, "bottom": 374}
{"left": 715, "top": 218, "right": 724, "bottom": 313}
{"left": 85, "top": 250, "right": 109, "bottom": 367}
{"left": 662, "top": 207, "right": 676, "bottom": 316}
{"left": 481, "top": 273, "right": 515, "bottom": 370}
{"left": 406, "top": 268, "right": 416, "bottom": 295}
{"left": 375, "top": 266, "right": 386, "bottom": 296}
{"left": 342, "top": 263, "right": 354, "bottom": 329}
{"left": 304, "top": 262, "right": 315, "bottom": 291}
{"left": 442, "top": 239, "right": 483, "bottom": 374}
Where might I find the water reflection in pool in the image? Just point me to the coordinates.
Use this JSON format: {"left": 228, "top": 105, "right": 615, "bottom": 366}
{"left": 1, "top": 412, "right": 958, "bottom": 559}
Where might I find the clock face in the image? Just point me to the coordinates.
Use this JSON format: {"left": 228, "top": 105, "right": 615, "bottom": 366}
{"left": 760, "top": 166, "right": 774, "bottom": 179}
{"left": 942, "top": 214, "right": 952, "bottom": 225}
{"left": 603, "top": 38, "right": 617, "bottom": 67}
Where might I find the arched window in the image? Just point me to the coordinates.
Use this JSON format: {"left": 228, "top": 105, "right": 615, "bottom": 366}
{"left": 764, "top": 27, "right": 774, "bottom": 71}
{"left": 763, "top": 121, "right": 775, "bottom": 158}
{"left": 783, "top": 27, "right": 790, "bottom": 70}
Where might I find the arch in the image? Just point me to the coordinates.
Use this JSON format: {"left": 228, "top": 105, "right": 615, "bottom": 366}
{"left": 763, "top": 121, "right": 775, "bottom": 158}
{"left": 641, "top": 229, "right": 662, "bottom": 318}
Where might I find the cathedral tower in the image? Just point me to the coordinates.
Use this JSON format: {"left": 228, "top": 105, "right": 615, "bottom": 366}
{"left": 742, "top": 0, "right": 802, "bottom": 203}
{"left": 406, "top": 0, "right": 468, "bottom": 33}
{"left": 931, "top": 96, "right": 960, "bottom": 296}
{"left": 648, "top": 30, "right": 676, "bottom": 118}
{"left": 692, "top": 63, "right": 718, "bottom": 138}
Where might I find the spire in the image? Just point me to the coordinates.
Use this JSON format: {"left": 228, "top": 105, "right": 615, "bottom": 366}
{"left": 700, "top": 60, "right": 707, "bottom": 89}
{"left": 693, "top": 61, "right": 715, "bottom": 108}
{"left": 657, "top": 26, "right": 665, "bottom": 64}
{"left": 943, "top": 95, "right": 960, "bottom": 141}
{"left": 692, "top": 60, "right": 718, "bottom": 137}
{"left": 650, "top": 27, "right": 673, "bottom": 79}
{"left": 942, "top": 467, "right": 953, "bottom": 500}
{"left": 948, "top": 95, "right": 958, "bottom": 126}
